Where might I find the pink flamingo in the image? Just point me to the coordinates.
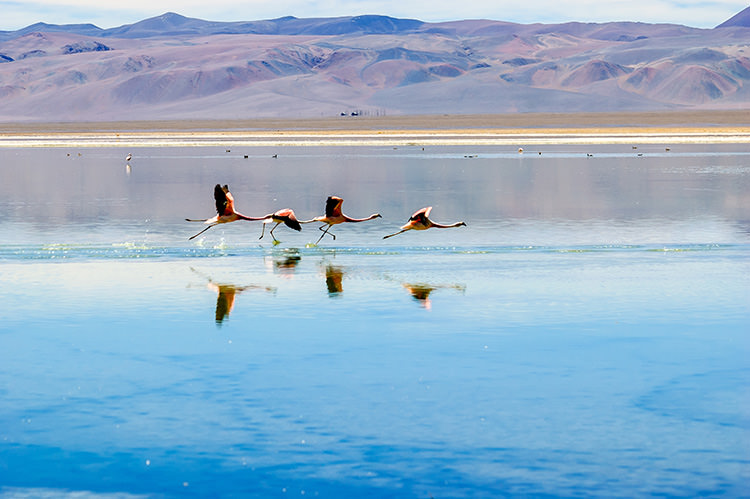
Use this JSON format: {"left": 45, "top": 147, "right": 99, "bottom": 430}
{"left": 257, "top": 209, "right": 302, "bottom": 243}
{"left": 305, "top": 196, "right": 381, "bottom": 244}
{"left": 186, "top": 184, "right": 265, "bottom": 240}
{"left": 383, "top": 206, "right": 466, "bottom": 239}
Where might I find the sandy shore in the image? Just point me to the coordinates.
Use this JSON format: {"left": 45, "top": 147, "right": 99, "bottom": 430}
{"left": 1, "top": 111, "right": 749, "bottom": 147}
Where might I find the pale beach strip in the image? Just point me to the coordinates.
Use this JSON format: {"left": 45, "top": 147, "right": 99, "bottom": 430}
{"left": 1, "top": 130, "right": 749, "bottom": 148}
{"left": 1, "top": 111, "right": 748, "bottom": 147}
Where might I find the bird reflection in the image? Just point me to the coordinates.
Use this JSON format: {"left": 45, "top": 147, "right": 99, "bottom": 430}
{"left": 191, "top": 268, "right": 275, "bottom": 325}
{"left": 275, "top": 254, "right": 301, "bottom": 270}
{"left": 402, "top": 282, "right": 466, "bottom": 309}
{"left": 324, "top": 264, "right": 345, "bottom": 296}
{"left": 210, "top": 282, "right": 244, "bottom": 324}
{"left": 265, "top": 250, "right": 302, "bottom": 279}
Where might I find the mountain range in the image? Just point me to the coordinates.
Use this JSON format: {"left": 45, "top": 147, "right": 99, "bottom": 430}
{"left": 0, "top": 8, "right": 748, "bottom": 121}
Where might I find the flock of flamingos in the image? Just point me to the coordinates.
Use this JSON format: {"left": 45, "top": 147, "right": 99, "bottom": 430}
{"left": 186, "top": 184, "right": 467, "bottom": 244}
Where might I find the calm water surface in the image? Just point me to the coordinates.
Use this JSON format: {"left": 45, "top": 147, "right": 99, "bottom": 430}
{"left": 0, "top": 143, "right": 748, "bottom": 497}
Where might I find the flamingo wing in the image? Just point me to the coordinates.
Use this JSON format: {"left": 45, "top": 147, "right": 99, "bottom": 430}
{"left": 275, "top": 209, "right": 302, "bottom": 231}
{"left": 410, "top": 206, "right": 432, "bottom": 223}
{"left": 214, "top": 184, "right": 232, "bottom": 216}
{"left": 325, "top": 196, "right": 344, "bottom": 218}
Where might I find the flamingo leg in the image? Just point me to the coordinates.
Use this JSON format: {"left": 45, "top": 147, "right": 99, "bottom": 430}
{"left": 259, "top": 223, "right": 266, "bottom": 240}
{"left": 269, "top": 222, "right": 282, "bottom": 242}
{"left": 189, "top": 223, "right": 218, "bottom": 240}
{"left": 316, "top": 224, "right": 335, "bottom": 244}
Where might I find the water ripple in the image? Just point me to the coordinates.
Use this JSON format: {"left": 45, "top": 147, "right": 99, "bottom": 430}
{"left": 0, "top": 242, "right": 744, "bottom": 261}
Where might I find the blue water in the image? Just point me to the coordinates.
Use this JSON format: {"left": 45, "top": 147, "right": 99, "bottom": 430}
{"left": 0, "top": 143, "right": 748, "bottom": 497}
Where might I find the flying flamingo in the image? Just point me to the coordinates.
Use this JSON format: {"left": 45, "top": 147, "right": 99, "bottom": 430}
{"left": 186, "top": 184, "right": 265, "bottom": 240}
{"left": 383, "top": 206, "right": 466, "bottom": 239}
{"left": 257, "top": 209, "right": 302, "bottom": 243}
{"left": 304, "top": 196, "right": 381, "bottom": 244}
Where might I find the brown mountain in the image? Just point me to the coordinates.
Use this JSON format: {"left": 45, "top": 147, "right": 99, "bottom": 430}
{"left": 0, "top": 11, "right": 748, "bottom": 121}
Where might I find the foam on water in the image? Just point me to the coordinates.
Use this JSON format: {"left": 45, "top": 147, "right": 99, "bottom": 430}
{"left": 0, "top": 241, "right": 745, "bottom": 261}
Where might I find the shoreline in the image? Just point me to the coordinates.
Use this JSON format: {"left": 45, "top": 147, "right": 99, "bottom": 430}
{"left": 1, "top": 111, "right": 749, "bottom": 147}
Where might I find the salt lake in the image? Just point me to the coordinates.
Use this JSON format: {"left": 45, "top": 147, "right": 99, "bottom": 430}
{"left": 0, "top": 142, "right": 748, "bottom": 497}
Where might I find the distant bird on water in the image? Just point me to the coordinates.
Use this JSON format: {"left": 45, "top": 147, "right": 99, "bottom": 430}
{"left": 257, "top": 209, "right": 302, "bottom": 243}
{"left": 186, "top": 184, "right": 264, "bottom": 240}
{"left": 125, "top": 153, "right": 132, "bottom": 162}
{"left": 304, "top": 195, "right": 381, "bottom": 244}
{"left": 383, "top": 206, "right": 466, "bottom": 239}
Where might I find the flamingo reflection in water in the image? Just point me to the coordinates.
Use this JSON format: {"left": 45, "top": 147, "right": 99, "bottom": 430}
{"left": 402, "top": 283, "right": 466, "bottom": 310}
{"left": 323, "top": 264, "right": 345, "bottom": 296}
{"left": 304, "top": 196, "right": 381, "bottom": 244}
{"left": 191, "top": 268, "right": 275, "bottom": 324}
{"left": 383, "top": 206, "right": 466, "bottom": 239}
{"left": 265, "top": 250, "right": 302, "bottom": 279}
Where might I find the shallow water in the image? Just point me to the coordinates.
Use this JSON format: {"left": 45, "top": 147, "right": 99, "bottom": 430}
{"left": 0, "top": 143, "right": 748, "bottom": 497}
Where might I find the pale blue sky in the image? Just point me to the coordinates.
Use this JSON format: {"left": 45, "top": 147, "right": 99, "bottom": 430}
{"left": 1, "top": 0, "right": 746, "bottom": 31}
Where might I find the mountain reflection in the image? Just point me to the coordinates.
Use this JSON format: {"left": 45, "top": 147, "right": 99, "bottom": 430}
{"left": 402, "top": 282, "right": 466, "bottom": 309}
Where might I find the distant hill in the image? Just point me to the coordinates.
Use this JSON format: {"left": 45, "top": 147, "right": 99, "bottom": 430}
{"left": 0, "top": 13, "right": 427, "bottom": 40}
{"left": 0, "top": 10, "right": 748, "bottom": 121}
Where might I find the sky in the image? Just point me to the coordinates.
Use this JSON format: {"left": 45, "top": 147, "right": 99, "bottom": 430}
{"left": 1, "top": 0, "right": 747, "bottom": 31}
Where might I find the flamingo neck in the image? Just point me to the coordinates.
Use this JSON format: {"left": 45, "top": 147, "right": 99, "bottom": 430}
{"left": 236, "top": 213, "right": 265, "bottom": 221}
{"left": 432, "top": 221, "right": 466, "bottom": 229}
{"left": 345, "top": 213, "right": 381, "bottom": 222}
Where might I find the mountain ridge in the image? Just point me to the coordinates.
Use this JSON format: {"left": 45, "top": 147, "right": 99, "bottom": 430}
{"left": 0, "top": 11, "right": 748, "bottom": 121}
{"left": 0, "top": 13, "right": 430, "bottom": 40}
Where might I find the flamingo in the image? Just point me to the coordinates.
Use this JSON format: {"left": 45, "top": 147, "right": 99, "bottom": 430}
{"left": 257, "top": 209, "right": 302, "bottom": 243}
{"left": 186, "top": 184, "right": 265, "bottom": 240}
{"left": 383, "top": 206, "right": 466, "bottom": 239}
{"left": 304, "top": 196, "right": 381, "bottom": 244}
